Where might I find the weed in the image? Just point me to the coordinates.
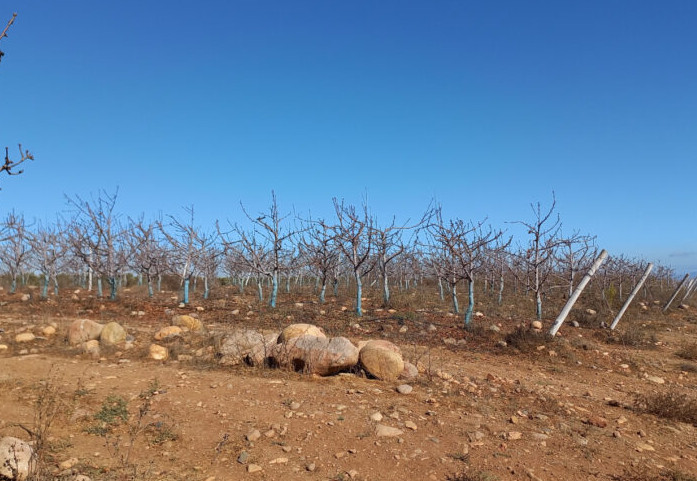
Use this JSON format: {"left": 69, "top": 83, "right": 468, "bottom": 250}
{"left": 504, "top": 326, "right": 547, "bottom": 352}
{"left": 605, "top": 325, "right": 657, "bottom": 348}
{"left": 634, "top": 389, "right": 697, "bottom": 424}
{"left": 679, "top": 362, "right": 697, "bottom": 373}
{"left": 447, "top": 470, "right": 499, "bottom": 481}
{"left": 447, "top": 451, "right": 470, "bottom": 463}
{"left": 612, "top": 466, "right": 697, "bottom": 481}
{"left": 676, "top": 342, "right": 697, "bottom": 361}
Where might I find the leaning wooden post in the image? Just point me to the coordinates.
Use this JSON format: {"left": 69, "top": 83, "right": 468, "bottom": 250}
{"left": 610, "top": 263, "right": 653, "bottom": 330}
{"left": 549, "top": 249, "right": 608, "bottom": 337}
{"left": 662, "top": 273, "right": 690, "bottom": 313}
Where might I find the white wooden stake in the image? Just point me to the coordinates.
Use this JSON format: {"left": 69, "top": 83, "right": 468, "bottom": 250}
{"left": 610, "top": 263, "right": 653, "bottom": 330}
{"left": 549, "top": 249, "right": 608, "bottom": 337}
{"left": 662, "top": 273, "right": 690, "bottom": 313}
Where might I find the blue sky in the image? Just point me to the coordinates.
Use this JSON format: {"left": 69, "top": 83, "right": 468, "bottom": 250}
{"left": 1, "top": 1, "right": 696, "bottom": 272}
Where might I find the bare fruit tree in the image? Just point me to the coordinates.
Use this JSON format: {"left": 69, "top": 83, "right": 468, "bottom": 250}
{"left": 428, "top": 207, "right": 505, "bottom": 326}
{"left": 331, "top": 198, "right": 375, "bottom": 317}
{"left": 127, "top": 217, "right": 168, "bottom": 297}
{"left": 0, "top": 211, "right": 33, "bottom": 293}
{"left": 30, "top": 221, "right": 68, "bottom": 298}
{"left": 299, "top": 218, "right": 340, "bottom": 304}
{"left": 159, "top": 206, "right": 201, "bottom": 305}
{"left": 512, "top": 193, "right": 563, "bottom": 320}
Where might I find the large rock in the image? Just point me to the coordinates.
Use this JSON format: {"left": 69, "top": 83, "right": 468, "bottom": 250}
{"left": 357, "top": 339, "right": 402, "bottom": 355}
{"left": 149, "top": 344, "right": 169, "bottom": 360}
{"left": 277, "top": 324, "right": 325, "bottom": 343}
{"left": 359, "top": 342, "right": 405, "bottom": 381}
{"left": 14, "top": 333, "right": 35, "bottom": 343}
{"left": 272, "top": 335, "right": 359, "bottom": 376}
{"left": 68, "top": 319, "right": 104, "bottom": 346}
{"left": 172, "top": 315, "right": 203, "bottom": 332}
{"left": 218, "top": 329, "right": 277, "bottom": 366}
{"left": 80, "top": 340, "right": 101, "bottom": 357}
{"left": 0, "top": 436, "right": 35, "bottom": 481}
{"left": 154, "top": 326, "right": 183, "bottom": 341}
{"left": 100, "top": 322, "right": 126, "bottom": 346}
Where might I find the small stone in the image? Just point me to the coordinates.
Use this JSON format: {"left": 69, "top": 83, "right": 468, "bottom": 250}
{"left": 370, "top": 412, "right": 383, "bottom": 422}
{"left": 42, "top": 326, "right": 56, "bottom": 336}
{"left": 15, "top": 333, "right": 35, "bottom": 343}
{"left": 646, "top": 375, "right": 665, "bottom": 384}
{"left": 396, "top": 384, "right": 413, "bottom": 395}
{"left": 269, "top": 457, "right": 288, "bottom": 464}
{"left": 636, "top": 442, "right": 655, "bottom": 452}
{"left": 507, "top": 431, "right": 522, "bottom": 440}
{"left": 59, "top": 457, "right": 79, "bottom": 470}
{"left": 585, "top": 416, "right": 608, "bottom": 428}
{"left": 247, "top": 464, "right": 262, "bottom": 473}
{"left": 306, "top": 463, "right": 316, "bottom": 472}
{"left": 237, "top": 451, "right": 249, "bottom": 464}
{"left": 246, "top": 429, "right": 261, "bottom": 442}
{"left": 375, "top": 424, "right": 404, "bottom": 437}
{"left": 488, "top": 324, "right": 501, "bottom": 332}
{"left": 404, "top": 421, "right": 417, "bottom": 430}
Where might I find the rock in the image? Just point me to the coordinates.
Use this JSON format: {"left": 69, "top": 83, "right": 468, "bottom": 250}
{"left": 272, "top": 335, "right": 359, "bottom": 376}
{"left": 247, "top": 464, "right": 262, "bottom": 473}
{"left": 277, "top": 323, "right": 325, "bottom": 343}
{"left": 154, "top": 326, "right": 183, "bottom": 341}
{"left": 100, "top": 322, "right": 126, "bottom": 346}
{"left": 357, "top": 339, "right": 401, "bottom": 355}
{"left": 218, "top": 329, "right": 276, "bottom": 366}
{"left": 586, "top": 309, "right": 597, "bottom": 316}
{"left": 237, "top": 451, "right": 249, "bottom": 464}
{"left": 488, "top": 324, "right": 501, "bottom": 332}
{"left": 80, "top": 340, "right": 100, "bottom": 357}
{"left": 404, "top": 421, "right": 418, "bottom": 430}
{"left": 646, "top": 375, "right": 665, "bottom": 384}
{"left": 474, "top": 311, "right": 484, "bottom": 318}
{"left": 20, "top": 294, "right": 30, "bottom": 302}
{"left": 246, "top": 429, "right": 261, "bottom": 442}
{"left": 68, "top": 319, "right": 104, "bottom": 345}
{"left": 0, "top": 437, "right": 35, "bottom": 481}
{"left": 148, "top": 344, "right": 169, "bottom": 361}
{"left": 531, "top": 321, "right": 543, "bottom": 330}
{"left": 399, "top": 361, "right": 419, "bottom": 380}
{"left": 171, "top": 315, "right": 203, "bottom": 332}
{"left": 585, "top": 416, "right": 608, "bottom": 428}
{"left": 359, "top": 342, "right": 404, "bottom": 381}
{"left": 42, "top": 326, "right": 56, "bottom": 336}
{"left": 14, "top": 333, "right": 35, "bottom": 343}
{"left": 396, "top": 384, "right": 413, "bottom": 395}
{"left": 375, "top": 424, "right": 403, "bottom": 437}
{"left": 0, "top": 345, "right": 8, "bottom": 351}
{"left": 59, "top": 457, "right": 79, "bottom": 470}
{"left": 571, "top": 321, "right": 580, "bottom": 328}
{"left": 370, "top": 412, "right": 383, "bottom": 422}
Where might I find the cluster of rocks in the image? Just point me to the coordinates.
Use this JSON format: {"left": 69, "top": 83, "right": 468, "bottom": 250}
{"left": 218, "top": 323, "right": 418, "bottom": 381}
{"left": 67, "top": 319, "right": 128, "bottom": 357}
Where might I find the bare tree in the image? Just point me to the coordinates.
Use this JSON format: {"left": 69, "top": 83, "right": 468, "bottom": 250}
{"left": 299, "top": 218, "right": 340, "bottom": 304}
{"left": 331, "top": 198, "right": 375, "bottom": 316}
{"left": 428, "top": 207, "right": 504, "bottom": 326}
{"left": 127, "top": 217, "right": 168, "bottom": 297}
{"left": 1, "top": 14, "right": 33, "bottom": 186}
{"left": 554, "top": 231, "right": 597, "bottom": 297}
{"left": 237, "top": 192, "right": 297, "bottom": 308}
{"left": 66, "top": 189, "right": 129, "bottom": 300}
{"left": 512, "top": 193, "right": 563, "bottom": 320}
{"left": 159, "top": 206, "right": 200, "bottom": 305}
{"left": 0, "top": 211, "right": 33, "bottom": 293}
{"left": 30, "top": 221, "right": 68, "bottom": 298}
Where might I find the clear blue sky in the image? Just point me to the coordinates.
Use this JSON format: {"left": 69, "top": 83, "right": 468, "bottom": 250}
{"left": 2, "top": 1, "right": 696, "bottom": 272}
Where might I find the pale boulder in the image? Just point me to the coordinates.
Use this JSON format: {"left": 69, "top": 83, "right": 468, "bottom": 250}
{"left": 14, "top": 333, "right": 35, "bottom": 343}
{"left": 277, "top": 323, "right": 326, "bottom": 343}
{"left": 357, "top": 339, "right": 401, "bottom": 355}
{"left": 172, "top": 315, "right": 203, "bottom": 332}
{"left": 0, "top": 436, "right": 35, "bottom": 481}
{"left": 154, "top": 326, "right": 183, "bottom": 341}
{"left": 149, "top": 344, "right": 169, "bottom": 361}
{"left": 68, "top": 319, "right": 104, "bottom": 346}
{"left": 399, "top": 361, "right": 419, "bottom": 380}
{"left": 100, "top": 322, "right": 126, "bottom": 346}
{"left": 359, "top": 342, "right": 405, "bottom": 381}
{"left": 80, "top": 340, "right": 101, "bottom": 357}
{"left": 42, "top": 325, "right": 56, "bottom": 336}
{"left": 272, "top": 335, "right": 359, "bottom": 376}
{"left": 218, "top": 329, "right": 277, "bottom": 366}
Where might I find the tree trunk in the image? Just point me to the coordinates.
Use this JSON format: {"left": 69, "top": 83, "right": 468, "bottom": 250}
{"left": 464, "top": 279, "right": 474, "bottom": 326}
{"left": 355, "top": 270, "right": 363, "bottom": 316}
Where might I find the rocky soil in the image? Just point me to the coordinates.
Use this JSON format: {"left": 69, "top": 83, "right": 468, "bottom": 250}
{"left": 0, "top": 286, "right": 696, "bottom": 481}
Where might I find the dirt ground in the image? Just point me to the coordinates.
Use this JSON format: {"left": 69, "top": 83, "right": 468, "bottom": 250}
{"left": 0, "top": 285, "right": 696, "bottom": 481}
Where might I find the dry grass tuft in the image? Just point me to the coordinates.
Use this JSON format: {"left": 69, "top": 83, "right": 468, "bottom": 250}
{"left": 634, "top": 389, "right": 697, "bottom": 425}
{"left": 676, "top": 342, "right": 697, "bottom": 361}
{"left": 612, "top": 466, "right": 697, "bottom": 481}
{"left": 504, "top": 326, "right": 547, "bottom": 353}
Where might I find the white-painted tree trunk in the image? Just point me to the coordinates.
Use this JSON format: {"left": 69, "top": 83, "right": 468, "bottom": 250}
{"left": 549, "top": 249, "right": 608, "bottom": 337}
{"left": 610, "top": 263, "right": 653, "bottom": 330}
